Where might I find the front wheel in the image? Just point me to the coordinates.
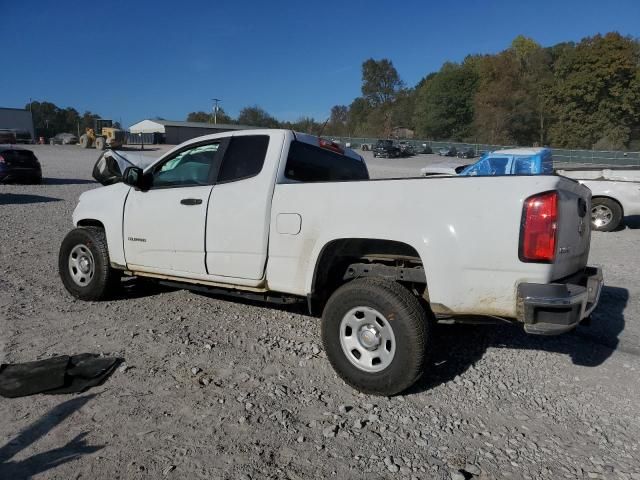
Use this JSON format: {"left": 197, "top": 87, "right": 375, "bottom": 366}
{"left": 58, "top": 227, "right": 120, "bottom": 300}
{"left": 321, "top": 278, "right": 431, "bottom": 395}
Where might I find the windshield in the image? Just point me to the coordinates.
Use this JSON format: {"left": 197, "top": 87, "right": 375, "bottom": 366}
{"left": 461, "top": 156, "right": 510, "bottom": 176}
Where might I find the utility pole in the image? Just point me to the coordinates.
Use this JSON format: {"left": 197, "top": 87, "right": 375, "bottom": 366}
{"left": 211, "top": 98, "right": 221, "bottom": 124}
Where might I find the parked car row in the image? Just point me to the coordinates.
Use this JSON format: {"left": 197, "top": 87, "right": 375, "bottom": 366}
{"left": 436, "top": 146, "right": 478, "bottom": 159}
{"left": 421, "top": 147, "right": 640, "bottom": 232}
{"left": 372, "top": 139, "right": 420, "bottom": 158}
{"left": 362, "top": 141, "right": 479, "bottom": 158}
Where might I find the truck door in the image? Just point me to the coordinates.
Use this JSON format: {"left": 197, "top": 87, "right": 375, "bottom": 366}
{"left": 205, "top": 133, "right": 282, "bottom": 280}
{"left": 123, "top": 140, "right": 227, "bottom": 275}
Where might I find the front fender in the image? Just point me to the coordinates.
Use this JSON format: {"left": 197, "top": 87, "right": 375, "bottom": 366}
{"left": 72, "top": 183, "right": 131, "bottom": 268}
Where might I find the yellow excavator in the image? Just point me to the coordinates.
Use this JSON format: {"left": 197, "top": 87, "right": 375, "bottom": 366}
{"left": 79, "top": 119, "right": 126, "bottom": 150}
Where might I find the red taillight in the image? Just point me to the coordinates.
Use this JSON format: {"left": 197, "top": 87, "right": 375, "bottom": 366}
{"left": 520, "top": 191, "right": 558, "bottom": 262}
{"left": 0, "top": 154, "right": 5, "bottom": 164}
{"left": 319, "top": 138, "right": 344, "bottom": 154}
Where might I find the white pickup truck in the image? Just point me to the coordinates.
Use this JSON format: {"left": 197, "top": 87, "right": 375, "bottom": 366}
{"left": 59, "top": 130, "right": 603, "bottom": 395}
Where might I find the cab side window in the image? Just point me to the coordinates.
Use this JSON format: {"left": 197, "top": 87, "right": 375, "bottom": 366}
{"left": 486, "top": 157, "right": 509, "bottom": 175}
{"left": 514, "top": 156, "right": 535, "bottom": 175}
{"left": 152, "top": 143, "right": 221, "bottom": 188}
{"left": 217, "top": 135, "right": 270, "bottom": 183}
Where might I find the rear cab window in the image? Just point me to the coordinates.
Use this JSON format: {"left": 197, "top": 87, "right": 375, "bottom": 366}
{"left": 284, "top": 140, "right": 369, "bottom": 183}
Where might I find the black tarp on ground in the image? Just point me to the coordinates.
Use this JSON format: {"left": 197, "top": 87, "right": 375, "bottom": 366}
{"left": 0, "top": 354, "right": 121, "bottom": 398}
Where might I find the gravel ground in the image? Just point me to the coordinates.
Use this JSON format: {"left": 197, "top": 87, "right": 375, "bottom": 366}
{"left": 1, "top": 145, "right": 639, "bottom": 480}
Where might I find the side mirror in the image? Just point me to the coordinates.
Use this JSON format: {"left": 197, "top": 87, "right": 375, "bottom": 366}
{"left": 123, "top": 166, "right": 145, "bottom": 188}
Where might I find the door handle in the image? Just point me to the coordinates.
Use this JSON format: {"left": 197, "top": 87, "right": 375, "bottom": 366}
{"left": 180, "top": 198, "right": 203, "bottom": 205}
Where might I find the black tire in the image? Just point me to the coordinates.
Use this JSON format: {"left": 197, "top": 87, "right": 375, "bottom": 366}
{"left": 80, "top": 135, "right": 90, "bottom": 148}
{"left": 321, "top": 278, "right": 431, "bottom": 396}
{"left": 591, "top": 197, "right": 623, "bottom": 232}
{"left": 94, "top": 137, "right": 106, "bottom": 150}
{"left": 58, "top": 227, "right": 119, "bottom": 300}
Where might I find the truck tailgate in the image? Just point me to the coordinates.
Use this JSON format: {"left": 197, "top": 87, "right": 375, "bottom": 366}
{"left": 551, "top": 177, "right": 592, "bottom": 280}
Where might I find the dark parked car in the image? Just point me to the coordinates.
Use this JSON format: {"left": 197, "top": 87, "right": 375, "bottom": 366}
{"left": 0, "top": 146, "right": 42, "bottom": 184}
{"left": 373, "top": 139, "right": 401, "bottom": 158}
{"left": 50, "top": 133, "right": 78, "bottom": 145}
{"left": 457, "top": 147, "right": 476, "bottom": 159}
{"left": 398, "top": 141, "right": 415, "bottom": 156}
{"left": 438, "top": 145, "right": 457, "bottom": 157}
{"left": 0, "top": 129, "right": 16, "bottom": 144}
{"left": 420, "top": 144, "right": 433, "bottom": 154}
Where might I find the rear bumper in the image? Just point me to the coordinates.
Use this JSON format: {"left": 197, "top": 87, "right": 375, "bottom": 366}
{"left": 517, "top": 266, "right": 603, "bottom": 335}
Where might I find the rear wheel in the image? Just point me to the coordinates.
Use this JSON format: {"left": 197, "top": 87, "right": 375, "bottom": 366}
{"left": 321, "top": 278, "right": 431, "bottom": 396}
{"left": 94, "top": 137, "right": 106, "bottom": 150}
{"left": 58, "top": 227, "right": 120, "bottom": 300}
{"left": 591, "top": 198, "right": 622, "bottom": 232}
{"left": 79, "top": 135, "right": 90, "bottom": 148}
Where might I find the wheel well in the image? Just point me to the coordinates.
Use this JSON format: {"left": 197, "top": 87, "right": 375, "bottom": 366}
{"left": 77, "top": 219, "right": 105, "bottom": 229}
{"left": 308, "top": 238, "right": 427, "bottom": 315}
{"left": 591, "top": 196, "right": 624, "bottom": 216}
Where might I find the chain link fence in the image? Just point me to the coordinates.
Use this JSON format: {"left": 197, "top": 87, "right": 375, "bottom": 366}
{"left": 323, "top": 136, "right": 640, "bottom": 168}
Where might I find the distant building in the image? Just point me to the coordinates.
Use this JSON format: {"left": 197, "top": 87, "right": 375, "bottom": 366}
{"left": 128, "top": 119, "right": 254, "bottom": 144}
{"left": 391, "top": 126, "right": 414, "bottom": 139}
{"left": 0, "top": 107, "right": 35, "bottom": 141}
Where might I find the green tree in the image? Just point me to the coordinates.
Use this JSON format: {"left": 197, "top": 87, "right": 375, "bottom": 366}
{"left": 186, "top": 111, "right": 209, "bottom": 122}
{"left": 361, "top": 58, "right": 403, "bottom": 106}
{"left": 325, "top": 105, "right": 349, "bottom": 136}
{"left": 286, "top": 117, "right": 321, "bottom": 134}
{"left": 186, "top": 108, "right": 233, "bottom": 124}
{"left": 237, "top": 106, "right": 279, "bottom": 128}
{"left": 413, "top": 60, "right": 479, "bottom": 140}
{"left": 389, "top": 88, "right": 418, "bottom": 131}
{"left": 345, "top": 97, "right": 371, "bottom": 136}
{"left": 26, "top": 101, "right": 100, "bottom": 138}
{"left": 548, "top": 33, "right": 640, "bottom": 148}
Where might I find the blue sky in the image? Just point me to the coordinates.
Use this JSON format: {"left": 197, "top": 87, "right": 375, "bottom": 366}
{"left": 1, "top": 0, "right": 639, "bottom": 128}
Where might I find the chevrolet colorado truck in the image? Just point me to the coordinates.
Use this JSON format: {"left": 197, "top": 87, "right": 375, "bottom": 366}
{"left": 59, "top": 130, "right": 603, "bottom": 395}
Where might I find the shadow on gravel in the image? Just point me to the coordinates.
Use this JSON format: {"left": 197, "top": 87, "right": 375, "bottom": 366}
{"left": 44, "top": 178, "right": 95, "bottom": 185}
{"left": 192, "top": 290, "right": 309, "bottom": 314}
{"left": 410, "top": 285, "right": 629, "bottom": 394}
{"left": 0, "top": 193, "right": 61, "bottom": 205}
{"left": 110, "top": 277, "right": 178, "bottom": 301}
{"left": 0, "top": 394, "right": 102, "bottom": 479}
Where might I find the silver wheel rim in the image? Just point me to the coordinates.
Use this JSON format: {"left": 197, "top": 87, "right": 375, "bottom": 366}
{"left": 339, "top": 306, "right": 396, "bottom": 373}
{"left": 68, "top": 244, "right": 95, "bottom": 287}
{"left": 591, "top": 205, "right": 613, "bottom": 228}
